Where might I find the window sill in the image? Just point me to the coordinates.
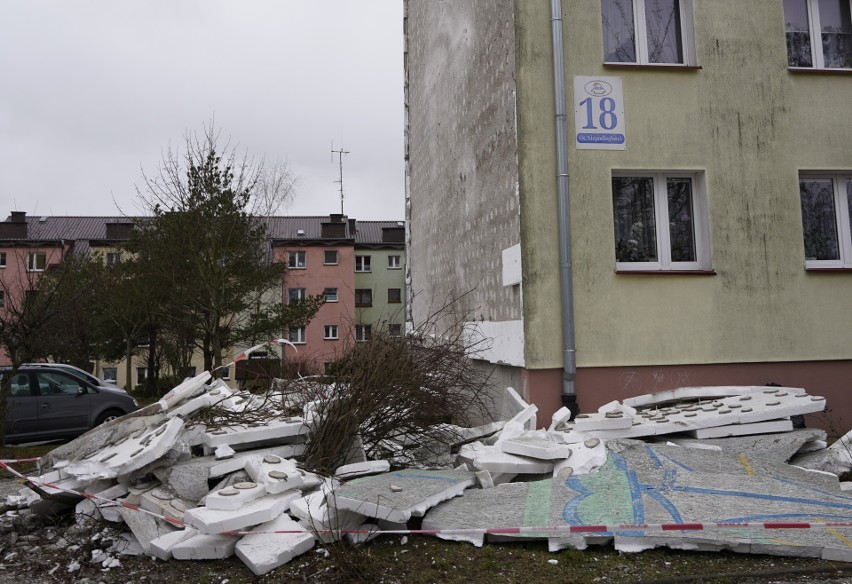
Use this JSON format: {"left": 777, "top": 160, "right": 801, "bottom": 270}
{"left": 355, "top": 270, "right": 372, "bottom": 273}
{"left": 603, "top": 63, "right": 702, "bottom": 71}
{"left": 788, "top": 67, "right": 852, "bottom": 75}
{"left": 323, "top": 338, "right": 338, "bottom": 341}
{"left": 805, "top": 267, "right": 852, "bottom": 272}
{"left": 323, "top": 263, "right": 339, "bottom": 266}
{"left": 288, "top": 266, "right": 307, "bottom": 270}
{"left": 616, "top": 269, "right": 717, "bottom": 276}
{"left": 355, "top": 305, "right": 373, "bottom": 308}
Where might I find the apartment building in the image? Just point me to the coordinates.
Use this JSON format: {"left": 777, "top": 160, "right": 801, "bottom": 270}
{"left": 0, "top": 212, "right": 406, "bottom": 386}
{"left": 404, "top": 0, "right": 852, "bottom": 428}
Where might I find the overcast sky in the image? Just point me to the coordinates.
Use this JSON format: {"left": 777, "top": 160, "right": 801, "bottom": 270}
{"left": 0, "top": 1, "right": 405, "bottom": 221}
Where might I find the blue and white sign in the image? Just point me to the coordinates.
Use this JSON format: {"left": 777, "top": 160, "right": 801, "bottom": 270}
{"left": 573, "top": 76, "right": 626, "bottom": 150}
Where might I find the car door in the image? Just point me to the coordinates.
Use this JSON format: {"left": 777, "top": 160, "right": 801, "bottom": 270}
{"left": 5, "top": 371, "right": 39, "bottom": 438}
{"left": 33, "top": 370, "right": 92, "bottom": 437}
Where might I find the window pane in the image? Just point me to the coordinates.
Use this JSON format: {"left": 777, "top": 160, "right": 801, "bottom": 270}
{"left": 785, "top": 0, "right": 814, "bottom": 66}
{"left": 667, "top": 178, "right": 696, "bottom": 262}
{"left": 602, "top": 0, "right": 636, "bottom": 62}
{"left": 800, "top": 178, "right": 840, "bottom": 260}
{"left": 645, "top": 0, "right": 683, "bottom": 63}
{"left": 819, "top": 0, "right": 852, "bottom": 67}
{"left": 613, "top": 177, "right": 658, "bottom": 262}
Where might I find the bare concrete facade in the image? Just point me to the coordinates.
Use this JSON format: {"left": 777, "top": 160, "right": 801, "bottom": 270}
{"left": 405, "top": 0, "right": 852, "bottom": 429}
{"left": 405, "top": 0, "right": 522, "bottom": 329}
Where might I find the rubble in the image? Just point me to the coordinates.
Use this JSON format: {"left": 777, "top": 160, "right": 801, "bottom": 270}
{"left": 6, "top": 376, "right": 852, "bottom": 577}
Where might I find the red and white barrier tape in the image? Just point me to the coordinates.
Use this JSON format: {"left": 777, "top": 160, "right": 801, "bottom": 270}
{"left": 4, "top": 460, "right": 852, "bottom": 537}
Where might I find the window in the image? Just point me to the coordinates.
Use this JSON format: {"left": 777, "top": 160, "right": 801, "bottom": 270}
{"left": 388, "top": 255, "right": 401, "bottom": 269}
{"left": 288, "top": 250, "right": 306, "bottom": 269}
{"left": 26, "top": 252, "right": 46, "bottom": 272}
{"left": 36, "top": 372, "right": 85, "bottom": 396}
{"left": 388, "top": 323, "right": 402, "bottom": 337}
{"left": 612, "top": 172, "right": 710, "bottom": 271}
{"left": 136, "top": 367, "right": 147, "bottom": 386}
{"left": 0, "top": 290, "right": 4, "bottom": 307}
{"left": 288, "top": 326, "right": 306, "bottom": 344}
{"left": 355, "top": 324, "right": 372, "bottom": 341}
{"left": 288, "top": 288, "right": 306, "bottom": 304}
{"left": 785, "top": 0, "right": 852, "bottom": 69}
{"left": 355, "top": 289, "right": 373, "bottom": 307}
{"left": 388, "top": 288, "right": 402, "bottom": 303}
{"left": 355, "top": 255, "right": 371, "bottom": 272}
{"left": 601, "top": 0, "right": 695, "bottom": 65}
{"left": 106, "top": 252, "right": 121, "bottom": 266}
{"left": 0, "top": 252, "right": 6, "bottom": 267}
{"left": 324, "top": 325, "right": 339, "bottom": 340}
{"left": 799, "top": 173, "right": 852, "bottom": 268}
{"left": 324, "top": 250, "right": 339, "bottom": 265}
{"left": 184, "top": 367, "right": 197, "bottom": 379}
{"left": 102, "top": 367, "right": 117, "bottom": 383}
{"left": 324, "top": 287, "right": 338, "bottom": 302}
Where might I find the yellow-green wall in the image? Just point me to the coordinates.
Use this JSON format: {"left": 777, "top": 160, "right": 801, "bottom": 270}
{"left": 516, "top": 0, "right": 852, "bottom": 369}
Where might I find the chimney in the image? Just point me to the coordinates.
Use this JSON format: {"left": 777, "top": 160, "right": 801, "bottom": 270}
{"left": 0, "top": 212, "right": 28, "bottom": 239}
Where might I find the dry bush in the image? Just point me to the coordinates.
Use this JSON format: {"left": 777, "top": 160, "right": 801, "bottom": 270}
{"left": 302, "top": 311, "right": 495, "bottom": 475}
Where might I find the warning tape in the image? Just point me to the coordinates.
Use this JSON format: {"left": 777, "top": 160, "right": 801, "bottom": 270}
{"left": 4, "top": 460, "right": 852, "bottom": 538}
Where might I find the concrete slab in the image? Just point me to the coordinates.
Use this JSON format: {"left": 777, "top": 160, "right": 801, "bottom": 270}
{"left": 170, "top": 532, "right": 239, "bottom": 560}
{"left": 149, "top": 527, "right": 198, "bottom": 561}
{"left": 500, "top": 433, "right": 573, "bottom": 461}
{"left": 201, "top": 417, "right": 309, "bottom": 448}
{"left": 139, "top": 485, "right": 193, "bottom": 523}
{"left": 662, "top": 429, "right": 827, "bottom": 463}
{"left": 425, "top": 443, "right": 852, "bottom": 561}
{"left": 117, "top": 506, "right": 177, "bottom": 554}
{"left": 205, "top": 480, "right": 267, "bottom": 511}
{"left": 184, "top": 489, "right": 300, "bottom": 534}
{"left": 687, "top": 419, "right": 793, "bottom": 439}
{"left": 471, "top": 444, "right": 554, "bottom": 475}
{"left": 333, "top": 469, "right": 477, "bottom": 523}
{"left": 157, "top": 371, "right": 212, "bottom": 412}
{"left": 335, "top": 460, "right": 391, "bottom": 479}
{"left": 235, "top": 513, "right": 315, "bottom": 575}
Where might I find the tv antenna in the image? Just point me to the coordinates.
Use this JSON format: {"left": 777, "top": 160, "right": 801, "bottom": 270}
{"left": 331, "top": 143, "right": 350, "bottom": 215}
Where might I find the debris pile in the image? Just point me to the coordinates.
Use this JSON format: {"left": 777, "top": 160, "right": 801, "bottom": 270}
{"left": 4, "top": 374, "right": 852, "bottom": 576}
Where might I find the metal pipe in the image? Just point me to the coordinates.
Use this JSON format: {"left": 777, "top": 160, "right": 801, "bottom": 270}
{"left": 551, "top": 0, "right": 578, "bottom": 416}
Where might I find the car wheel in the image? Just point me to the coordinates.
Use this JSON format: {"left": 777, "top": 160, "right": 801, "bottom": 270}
{"left": 94, "top": 409, "right": 125, "bottom": 427}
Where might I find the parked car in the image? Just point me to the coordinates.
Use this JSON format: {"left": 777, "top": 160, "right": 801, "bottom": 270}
{"left": 0, "top": 365, "right": 139, "bottom": 444}
{"left": 23, "top": 362, "right": 119, "bottom": 388}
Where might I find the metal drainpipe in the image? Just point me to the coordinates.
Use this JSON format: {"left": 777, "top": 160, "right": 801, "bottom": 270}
{"left": 551, "top": 0, "right": 579, "bottom": 417}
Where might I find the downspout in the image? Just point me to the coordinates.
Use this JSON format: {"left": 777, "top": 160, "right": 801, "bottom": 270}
{"left": 551, "top": 0, "right": 579, "bottom": 417}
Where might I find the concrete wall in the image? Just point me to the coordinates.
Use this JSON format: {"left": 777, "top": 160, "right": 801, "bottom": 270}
{"left": 406, "top": 0, "right": 523, "bottom": 330}
{"left": 515, "top": 0, "right": 852, "bottom": 372}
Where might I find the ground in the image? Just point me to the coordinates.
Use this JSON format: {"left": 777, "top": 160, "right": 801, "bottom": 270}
{"left": 2, "top": 447, "right": 852, "bottom": 583}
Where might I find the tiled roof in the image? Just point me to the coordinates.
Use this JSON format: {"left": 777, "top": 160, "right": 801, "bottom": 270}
{"left": 1, "top": 216, "right": 139, "bottom": 242}
{"left": 1, "top": 214, "right": 404, "bottom": 246}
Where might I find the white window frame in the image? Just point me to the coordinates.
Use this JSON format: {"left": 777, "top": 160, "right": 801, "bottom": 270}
{"left": 288, "top": 250, "right": 306, "bottom": 269}
{"left": 0, "top": 252, "right": 6, "bottom": 268}
{"left": 355, "top": 255, "right": 371, "bottom": 272}
{"left": 288, "top": 287, "right": 306, "bottom": 304}
{"left": 136, "top": 367, "right": 147, "bottom": 386}
{"left": 601, "top": 0, "right": 697, "bottom": 66}
{"left": 612, "top": 171, "right": 711, "bottom": 272}
{"left": 785, "top": 0, "right": 852, "bottom": 70}
{"left": 355, "top": 324, "right": 372, "bottom": 342}
{"left": 324, "top": 250, "right": 339, "bottom": 265}
{"left": 26, "top": 252, "right": 47, "bottom": 272}
{"left": 106, "top": 252, "right": 121, "bottom": 266}
{"left": 288, "top": 326, "right": 307, "bottom": 344}
{"left": 388, "top": 255, "right": 401, "bottom": 269}
{"left": 799, "top": 172, "right": 852, "bottom": 269}
{"left": 323, "top": 287, "right": 338, "bottom": 302}
{"left": 323, "top": 325, "right": 339, "bottom": 340}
